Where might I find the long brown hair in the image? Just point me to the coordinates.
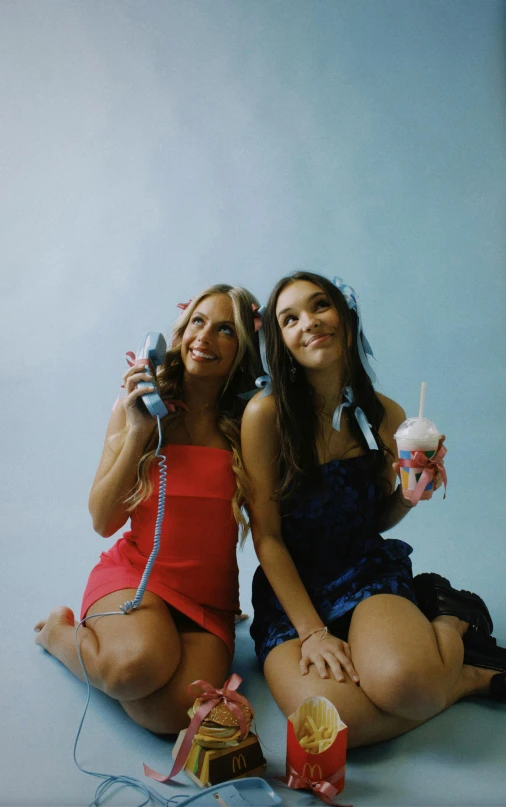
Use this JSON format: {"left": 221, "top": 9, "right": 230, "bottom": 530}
{"left": 126, "top": 284, "right": 262, "bottom": 541}
{"left": 263, "top": 271, "right": 391, "bottom": 500}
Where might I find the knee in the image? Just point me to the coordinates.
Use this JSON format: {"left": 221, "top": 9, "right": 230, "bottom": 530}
{"left": 125, "top": 685, "right": 194, "bottom": 735}
{"left": 99, "top": 646, "right": 177, "bottom": 701}
{"left": 360, "top": 661, "right": 447, "bottom": 720}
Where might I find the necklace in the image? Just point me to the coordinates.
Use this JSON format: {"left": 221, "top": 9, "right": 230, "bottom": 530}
{"left": 317, "top": 409, "right": 334, "bottom": 424}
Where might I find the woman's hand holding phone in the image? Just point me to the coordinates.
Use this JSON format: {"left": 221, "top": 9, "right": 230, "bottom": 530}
{"left": 122, "top": 364, "right": 159, "bottom": 436}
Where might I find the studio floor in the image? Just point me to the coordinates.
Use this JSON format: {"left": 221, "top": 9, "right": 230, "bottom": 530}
{"left": 4, "top": 528, "right": 506, "bottom": 807}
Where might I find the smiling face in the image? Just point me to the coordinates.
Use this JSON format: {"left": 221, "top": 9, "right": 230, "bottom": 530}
{"left": 275, "top": 279, "right": 344, "bottom": 372}
{"left": 181, "top": 293, "right": 239, "bottom": 381}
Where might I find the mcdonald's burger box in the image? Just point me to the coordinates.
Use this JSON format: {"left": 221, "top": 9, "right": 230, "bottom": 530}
{"left": 285, "top": 696, "right": 347, "bottom": 797}
{"left": 172, "top": 728, "right": 266, "bottom": 788}
{"left": 145, "top": 675, "right": 266, "bottom": 789}
{"left": 170, "top": 689, "right": 266, "bottom": 788}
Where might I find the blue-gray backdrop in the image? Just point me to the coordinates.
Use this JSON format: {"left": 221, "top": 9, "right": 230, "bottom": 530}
{"left": 2, "top": 2, "right": 505, "bottom": 805}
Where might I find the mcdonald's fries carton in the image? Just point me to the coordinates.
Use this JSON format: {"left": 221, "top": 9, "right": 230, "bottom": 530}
{"left": 286, "top": 696, "right": 347, "bottom": 796}
{"left": 172, "top": 729, "right": 266, "bottom": 788}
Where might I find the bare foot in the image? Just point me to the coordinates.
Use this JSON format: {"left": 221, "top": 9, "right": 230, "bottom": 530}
{"left": 34, "top": 606, "right": 76, "bottom": 651}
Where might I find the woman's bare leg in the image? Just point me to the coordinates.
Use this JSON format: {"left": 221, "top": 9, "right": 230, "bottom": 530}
{"left": 34, "top": 590, "right": 182, "bottom": 700}
{"left": 35, "top": 591, "right": 232, "bottom": 732}
{"left": 121, "top": 630, "right": 232, "bottom": 733}
{"left": 264, "top": 594, "right": 496, "bottom": 748}
{"left": 348, "top": 595, "right": 494, "bottom": 719}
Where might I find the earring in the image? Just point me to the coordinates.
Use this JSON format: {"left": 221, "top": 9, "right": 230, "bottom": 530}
{"left": 288, "top": 355, "right": 297, "bottom": 383}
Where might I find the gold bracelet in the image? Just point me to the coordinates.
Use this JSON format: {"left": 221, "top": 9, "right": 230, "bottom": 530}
{"left": 300, "top": 626, "right": 329, "bottom": 646}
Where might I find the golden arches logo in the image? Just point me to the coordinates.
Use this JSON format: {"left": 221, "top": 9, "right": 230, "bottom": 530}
{"left": 302, "top": 762, "right": 323, "bottom": 780}
{"left": 232, "top": 754, "right": 247, "bottom": 774}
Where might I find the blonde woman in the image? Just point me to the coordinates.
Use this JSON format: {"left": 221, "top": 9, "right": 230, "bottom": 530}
{"left": 35, "top": 284, "right": 261, "bottom": 734}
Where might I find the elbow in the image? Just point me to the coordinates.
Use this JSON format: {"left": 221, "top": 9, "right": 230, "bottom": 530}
{"left": 89, "top": 494, "right": 124, "bottom": 538}
{"left": 89, "top": 507, "right": 123, "bottom": 539}
{"left": 93, "top": 522, "right": 116, "bottom": 538}
{"left": 376, "top": 521, "right": 387, "bottom": 534}
{"left": 91, "top": 515, "right": 115, "bottom": 538}
{"left": 251, "top": 529, "right": 282, "bottom": 561}
{"left": 375, "top": 513, "right": 392, "bottom": 533}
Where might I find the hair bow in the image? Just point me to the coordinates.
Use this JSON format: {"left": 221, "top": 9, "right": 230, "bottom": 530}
{"left": 238, "top": 304, "right": 272, "bottom": 400}
{"left": 333, "top": 277, "right": 376, "bottom": 384}
{"left": 177, "top": 298, "right": 193, "bottom": 311}
{"left": 332, "top": 386, "right": 378, "bottom": 450}
{"left": 255, "top": 305, "right": 271, "bottom": 393}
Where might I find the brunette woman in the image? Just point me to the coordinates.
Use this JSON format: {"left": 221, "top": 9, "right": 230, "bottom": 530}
{"left": 242, "top": 271, "right": 505, "bottom": 748}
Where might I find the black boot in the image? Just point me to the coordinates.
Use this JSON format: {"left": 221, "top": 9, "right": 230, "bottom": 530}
{"left": 490, "top": 673, "right": 506, "bottom": 702}
{"left": 413, "top": 573, "right": 493, "bottom": 635}
{"left": 463, "top": 631, "right": 506, "bottom": 673}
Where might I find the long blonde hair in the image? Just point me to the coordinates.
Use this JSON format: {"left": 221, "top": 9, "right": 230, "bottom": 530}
{"left": 125, "top": 284, "right": 262, "bottom": 541}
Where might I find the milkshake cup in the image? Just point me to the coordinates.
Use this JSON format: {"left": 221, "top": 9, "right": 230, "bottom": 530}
{"left": 394, "top": 416, "right": 442, "bottom": 502}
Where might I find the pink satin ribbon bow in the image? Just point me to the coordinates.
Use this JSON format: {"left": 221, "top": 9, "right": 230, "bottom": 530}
{"left": 177, "top": 299, "right": 193, "bottom": 311}
{"left": 397, "top": 440, "right": 447, "bottom": 505}
{"left": 144, "top": 673, "right": 252, "bottom": 784}
{"left": 282, "top": 765, "right": 350, "bottom": 806}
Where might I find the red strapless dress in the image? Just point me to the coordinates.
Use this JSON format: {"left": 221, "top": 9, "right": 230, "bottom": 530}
{"left": 81, "top": 445, "right": 239, "bottom": 654}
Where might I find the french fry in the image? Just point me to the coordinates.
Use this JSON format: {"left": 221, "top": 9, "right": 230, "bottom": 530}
{"left": 298, "top": 721, "right": 340, "bottom": 753}
{"left": 306, "top": 716, "right": 320, "bottom": 736}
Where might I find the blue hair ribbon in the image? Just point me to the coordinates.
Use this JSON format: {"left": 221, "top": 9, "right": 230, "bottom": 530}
{"left": 332, "top": 276, "right": 376, "bottom": 384}
{"left": 255, "top": 304, "right": 272, "bottom": 396}
{"left": 332, "top": 386, "right": 378, "bottom": 450}
{"left": 238, "top": 304, "right": 272, "bottom": 399}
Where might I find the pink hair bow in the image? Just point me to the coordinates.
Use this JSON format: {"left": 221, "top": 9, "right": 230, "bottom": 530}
{"left": 251, "top": 303, "right": 263, "bottom": 333}
{"left": 281, "top": 765, "right": 350, "bottom": 806}
{"left": 177, "top": 298, "right": 193, "bottom": 311}
{"left": 144, "top": 673, "right": 252, "bottom": 784}
{"left": 397, "top": 440, "right": 447, "bottom": 506}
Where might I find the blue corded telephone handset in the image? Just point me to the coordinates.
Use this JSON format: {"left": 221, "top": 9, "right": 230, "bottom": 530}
{"left": 135, "top": 332, "right": 169, "bottom": 418}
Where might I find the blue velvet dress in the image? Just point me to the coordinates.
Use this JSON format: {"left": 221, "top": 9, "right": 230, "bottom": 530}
{"left": 250, "top": 455, "right": 417, "bottom": 666}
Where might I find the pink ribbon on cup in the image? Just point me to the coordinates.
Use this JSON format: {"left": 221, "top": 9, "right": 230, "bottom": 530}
{"left": 281, "top": 765, "right": 350, "bottom": 806}
{"left": 144, "top": 673, "right": 252, "bottom": 784}
{"left": 397, "top": 440, "right": 447, "bottom": 506}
